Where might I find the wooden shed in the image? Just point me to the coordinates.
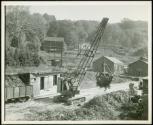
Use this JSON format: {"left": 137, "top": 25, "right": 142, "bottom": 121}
{"left": 128, "top": 57, "right": 148, "bottom": 77}
{"left": 41, "top": 37, "right": 65, "bottom": 53}
{"left": 30, "top": 72, "right": 61, "bottom": 97}
{"left": 41, "top": 37, "right": 66, "bottom": 66}
{"left": 5, "top": 67, "right": 64, "bottom": 100}
{"left": 92, "top": 56, "right": 124, "bottom": 75}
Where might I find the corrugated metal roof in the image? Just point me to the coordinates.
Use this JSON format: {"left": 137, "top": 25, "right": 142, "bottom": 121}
{"left": 104, "top": 56, "right": 124, "bottom": 65}
{"left": 44, "top": 37, "right": 64, "bottom": 42}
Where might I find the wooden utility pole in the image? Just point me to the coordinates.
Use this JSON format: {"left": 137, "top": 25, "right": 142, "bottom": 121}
{"left": 61, "top": 45, "right": 63, "bottom": 67}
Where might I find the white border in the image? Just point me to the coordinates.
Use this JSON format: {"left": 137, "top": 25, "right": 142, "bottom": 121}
{"left": 1, "top": 1, "right": 152, "bottom": 124}
{"left": 1, "top": 1, "right": 151, "bottom": 6}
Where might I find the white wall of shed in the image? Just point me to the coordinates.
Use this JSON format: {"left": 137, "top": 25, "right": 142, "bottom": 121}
{"left": 29, "top": 73, "right": 61, "bottom": 97}
{"left": 30, "top": 74, "right": 40, "bottom": 97}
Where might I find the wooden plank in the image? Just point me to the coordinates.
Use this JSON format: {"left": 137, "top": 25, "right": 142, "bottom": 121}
{"left": 6, "top": 87, "right": 14, "bottom": 99}
{"left": 14, "top": 87, "right": 19, "bottom": 98}
{"left": 5, "top": 88, "right": 7, "bottom": 101}
{"left": 57, "top": 78, "right": 62, "bottom": 93}
{"left": 65, "top": 82, "right": 69, "bottom": 90}
{"left": 19, "top": 86, "right": 26, "bottom": 97}
{"left": 25, "top": 86, "right": 33, "bottom": 97}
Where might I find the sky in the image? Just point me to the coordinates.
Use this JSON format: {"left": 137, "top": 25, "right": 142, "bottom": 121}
{"left": 29, "top": 2, "right": 150, "bottom": 23}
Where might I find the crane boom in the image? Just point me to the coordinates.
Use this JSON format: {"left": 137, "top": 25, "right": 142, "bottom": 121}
{"left": 61, "top": 18, "right": 109, "bottom": 95}
{"left": 76, "top": 18, "right": 109, "bottom": 85}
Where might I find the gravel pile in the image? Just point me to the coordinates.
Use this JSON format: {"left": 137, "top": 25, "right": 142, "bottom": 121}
{"left": 5, "top": 75, "right": 25, "bottom": 87}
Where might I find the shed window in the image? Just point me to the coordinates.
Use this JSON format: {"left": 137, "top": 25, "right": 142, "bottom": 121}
{"left": 40, "top": 77, "right": 44, "bottom": 90}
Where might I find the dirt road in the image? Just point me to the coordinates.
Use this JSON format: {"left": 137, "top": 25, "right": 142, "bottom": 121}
{"left": 77, "top": 81, "right": 138, "bottom": 101}
{"left": 5, "top": 81, "right": 138, "bottom": 121}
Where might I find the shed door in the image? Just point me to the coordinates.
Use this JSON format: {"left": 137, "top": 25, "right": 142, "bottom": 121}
{"left": 53, "top": 75, "right": 57, "bottom": 86}
{"left": 40, "top": 77, "right": 44, "bottom": 90}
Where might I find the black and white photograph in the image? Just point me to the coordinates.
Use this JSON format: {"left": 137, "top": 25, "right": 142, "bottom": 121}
{"left": 1, "top": 1, "right": 152, "bottom": 124}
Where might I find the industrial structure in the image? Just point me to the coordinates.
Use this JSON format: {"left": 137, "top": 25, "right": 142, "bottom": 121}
{"left": 41, "top": 37, "right": 65, "bottom": 66}
{"left": 93, "top": 56, "right": 124, "bottom": 75}
{"left": 5, "top": 18, "right": 109, "bottom": 103}
{"left": 55, "top": 18, "right": 111, "bottom": 104}
{"left": 5, "top": 68, "right": 63, "bottom": 102}
{"left": 41, "top": 37, "right": 65, "bottom": 52}
{"left": 128, "top": 57, "right": 148, "bottom": 76}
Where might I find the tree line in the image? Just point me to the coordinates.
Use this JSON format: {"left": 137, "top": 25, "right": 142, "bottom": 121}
{"left": 5, "top": 6, "right": 148, "bottom": 67}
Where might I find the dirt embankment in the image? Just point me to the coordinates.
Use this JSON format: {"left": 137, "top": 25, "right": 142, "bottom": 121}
{"left": 25, "top": 90, "right": 130, "bottom": 120}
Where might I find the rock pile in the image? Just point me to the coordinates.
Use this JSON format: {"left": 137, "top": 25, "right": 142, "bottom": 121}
{"left": 5, "top": 75, "right": 25, "bottom": 87}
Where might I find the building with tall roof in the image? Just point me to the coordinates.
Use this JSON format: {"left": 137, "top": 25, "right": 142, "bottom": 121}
{"left": 128, "top": 57, "right": 148, "bottom": 77}
{"left": 41, "top": 37, "right": 65, "bottom": 53}
{"left": 92, "top": 56, "right": 125, "bottom": 75}
{"left": 41, "top": 37, "right": 66, "bottom": 66}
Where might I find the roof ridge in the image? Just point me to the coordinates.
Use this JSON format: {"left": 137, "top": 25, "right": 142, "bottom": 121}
{"left": 104, "top": 56, "right": 123, "bottom": 64}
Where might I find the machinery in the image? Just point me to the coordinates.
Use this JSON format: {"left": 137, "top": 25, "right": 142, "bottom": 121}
{"left": 95, "top": 60, "right": 113, "bottom": 90}
{"left": 56, "top": 18, "right": 109, "bottom": 104}
{"left": 129, "top": 77, "right": 148, "bottom": 103}
{"left": 128, "top": 77, "right": 148, "bottom": 119}
{"left": 138, "top": 77, "right": 148, "bottom": 95}
{"left": 96, "top": 72, "right": 113, "bottom": 90}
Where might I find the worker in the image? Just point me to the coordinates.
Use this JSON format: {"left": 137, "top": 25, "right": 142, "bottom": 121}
{"left": 139, "top": 80, "right": 143, "bottom": 90}
{"left": 129, "top": 83, "right": 137, "bottom": 96}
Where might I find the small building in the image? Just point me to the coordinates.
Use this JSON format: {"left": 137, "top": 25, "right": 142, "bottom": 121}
{"left": 41, "top": 37, "right": 65, "bottom": 53}
{"left": 30, "top": 72, "right": 61, "bottom": 97}
{"left": 5, "top": 67, "right": 64, "bottom": 100}
{"left": 92, "top": 56, "right": 124, "bottom": 75}
{"left": 41, "top": 37, "right": 66, "bottom": 66}
{"left": 128, "top": 57, "right": 148, "bottom": 77}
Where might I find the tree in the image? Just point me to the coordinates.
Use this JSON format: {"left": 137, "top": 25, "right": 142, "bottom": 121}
{"left": 5, "top": 48, "right": 15, "bottom": 66}
{"left": 6, "top": 6, "right": 31, "bottom": 48}
{"left": 5, "top": 7, "right": 148, "bottom": 67}
{"left": 120, "top": 18, "right": 135, "bottom": 29}
{"left": 132, "top": 32, "right": 143, "bottom": 48}
{"left": 47, "top": 21, "right": 59, "bottom": 37}
{"left": 43, "top": 13, "right": 56, "bottom": 23}
{"left": 5, "top": 6, "right": 45, "bottom": 67}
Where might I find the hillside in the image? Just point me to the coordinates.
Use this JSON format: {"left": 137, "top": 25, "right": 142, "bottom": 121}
{"left": 5, "top": 7, "right": 148, "bottom": 67}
